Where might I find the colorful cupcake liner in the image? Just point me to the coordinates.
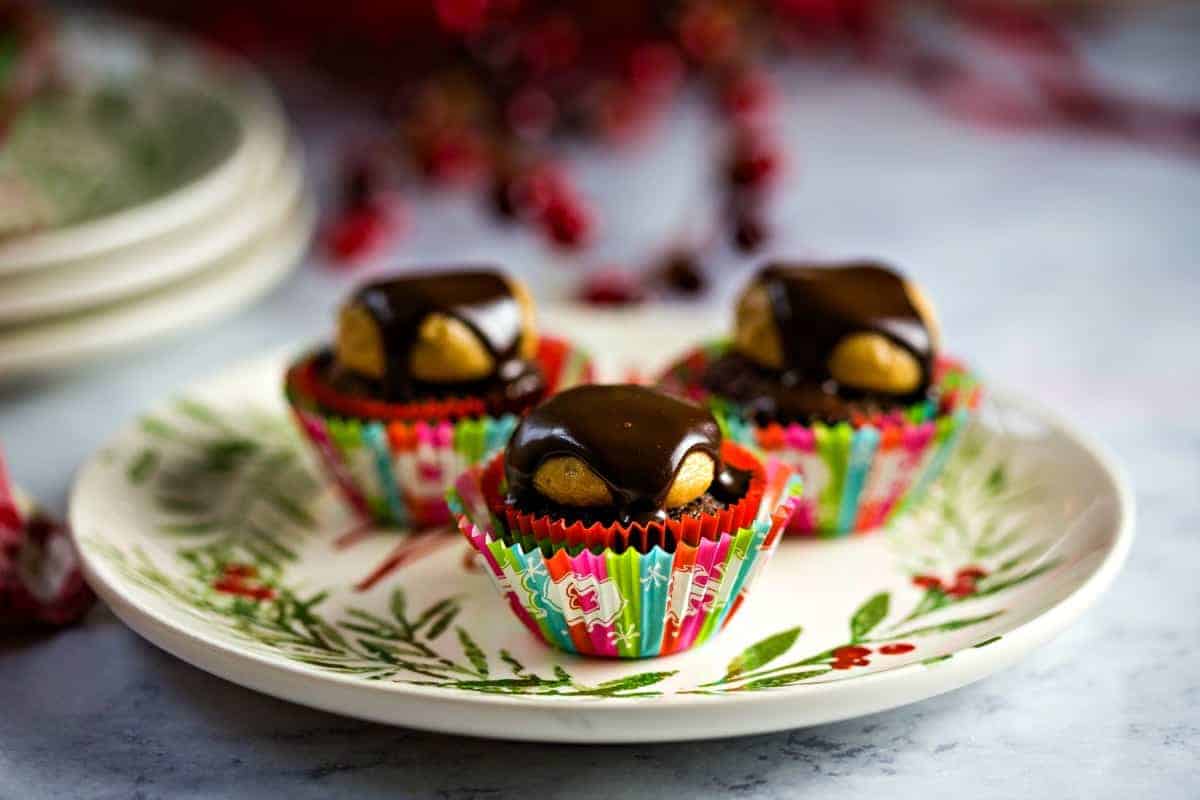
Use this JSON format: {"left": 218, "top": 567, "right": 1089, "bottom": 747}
{"left": 658, "top": 340, "right": 981, "bottom": 537}
{"left": 286, "top": 336, "right": 593, "bottom": 529}
{"left": 447, "top": 452, "right": 803, "bottom": 658}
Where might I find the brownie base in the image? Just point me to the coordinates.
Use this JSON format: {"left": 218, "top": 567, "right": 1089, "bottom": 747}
{"left": 310, "top": 349, "right": 547, "bottom": 418}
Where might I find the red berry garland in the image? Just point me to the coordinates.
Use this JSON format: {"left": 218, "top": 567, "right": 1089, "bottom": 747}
{"left": 113, "top": 0, "right": 1200, "bottom": 296}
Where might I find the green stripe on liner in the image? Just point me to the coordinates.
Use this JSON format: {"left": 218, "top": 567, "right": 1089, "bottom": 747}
{"left": 454, "top": 418, "right": 486, "bottom": 462}
{"left": 328, "top": 418, "right": 362, "bottom": 451}
{"left": 817, "top": 423, "right": 853, "bottom": 537}
{"left": 607, "top": 549, "right": 642, "bottom": 658}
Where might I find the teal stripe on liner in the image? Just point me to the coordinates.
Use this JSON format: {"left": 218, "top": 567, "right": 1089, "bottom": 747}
{"left": 489, "top": 543, "right": 558, "bottom": 648}
{"left": 509, "top": 544, "right": 576, "bottom": 653}
{"left": 638, "top": 549, "right": 673, "bottom": 656}
{"left": 837, "top": 425, "right": 880, "bottom": 534}
{"left": 363, "top": 422, "right": 407, "bottom": 528}
{"left": 485, "top": 415, "right": 519, "bottom": 460}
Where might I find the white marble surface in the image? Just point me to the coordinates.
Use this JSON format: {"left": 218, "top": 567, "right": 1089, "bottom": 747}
{"left": 2, "top": 6, "right": 1200, "bottom": 798}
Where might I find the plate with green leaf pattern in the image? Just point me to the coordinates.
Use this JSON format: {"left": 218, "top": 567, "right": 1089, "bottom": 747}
{"left": 0, "top": 15, "right": 272, "bottom": 272}
{"left": 68, "top": 346, "right": 1132, "bottom": 742}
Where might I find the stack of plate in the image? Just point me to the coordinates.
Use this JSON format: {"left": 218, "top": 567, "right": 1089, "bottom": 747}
{"left": 0, "top": 16, "right": 315, "bottom": 378}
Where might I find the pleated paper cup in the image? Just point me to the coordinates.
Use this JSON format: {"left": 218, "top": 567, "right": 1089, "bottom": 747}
{"left": 447, "top": 445, "right": 802, "bottom": 658}
{"left": 658, "top": 340, "right": 980, "bottom": 537}
{"left": 285, "top": 336, "right": 592, "bottom": 529}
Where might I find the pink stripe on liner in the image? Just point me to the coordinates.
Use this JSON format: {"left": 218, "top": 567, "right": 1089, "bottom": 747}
{"left": 904, "top": 422, "right": 935, "bottom": 454}
{"left": 434, "top": 422, "right": 454, "bottom": 447}
{"left": 784, "top": 425, "right": 816, "bottom": 452}
{"left": 674, "top": 536, "right": 729, "bottom": 651}
{"left": 572, "top": 548, "right": 619, "bottom": 657}
{"left": 414, "top": 421, "right": 433, "bottom": 445}
{"left": 790, "top": 501, "right": 818, "bottom": 533}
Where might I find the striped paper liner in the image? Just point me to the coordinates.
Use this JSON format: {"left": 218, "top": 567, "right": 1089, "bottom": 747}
{"left": 285, "top": 336, "right": 593, "bottom": 529}
{"left": 448, "top": 455, "right": 802, "bottom": 658}
{"left": 658, "top": 340, "right": 981, "bottom": 537}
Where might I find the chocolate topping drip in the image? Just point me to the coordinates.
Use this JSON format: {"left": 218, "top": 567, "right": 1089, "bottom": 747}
{"left": 505, "top": 385, "right": 726, "bottom": 523}
{"left": 761, "top": 262, "right": 934, "bottom": 394}
{"left": 344, "top": 269, "right": 536, "bottom": 402}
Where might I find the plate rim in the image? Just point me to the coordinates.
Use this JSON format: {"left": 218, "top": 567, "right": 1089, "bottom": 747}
{"left": 68, "top": 372, "right": 1134, "bottom": 741}
{"left": 0, "top": 193, "right": 315, "bottom": 375}
{"left": 0, "top": 139, "right": 298, "bottom": 324}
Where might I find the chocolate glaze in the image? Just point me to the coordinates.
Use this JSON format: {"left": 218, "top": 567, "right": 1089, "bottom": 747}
{"left": 335, "top": 269, "right": 545, "bottom": 407}
{"left": 505, "top": 385, "right": 742, "bottom": 525}
{"left": 706, "top": 262, "right": 936, "bottom": 424}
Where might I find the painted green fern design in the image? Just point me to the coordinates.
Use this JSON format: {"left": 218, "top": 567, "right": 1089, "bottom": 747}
{"left": 131, "top": 398, "right": 320, "bottom": 570}
{"left": 85, "top": 401, "right": 1070, "bottom": 698}
{"left": 686, "top": 591, "right": 1006, "bottom": 694}
{"left": 687, "top": 432, "right": 1064, "bottom": 695}
{"left": 87, "top": 540, "right": 675, "bottom": 697}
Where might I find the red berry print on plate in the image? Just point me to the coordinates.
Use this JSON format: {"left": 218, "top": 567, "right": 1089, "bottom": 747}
{"left": 912, "top": 574, "right": 943, "bottom": 591}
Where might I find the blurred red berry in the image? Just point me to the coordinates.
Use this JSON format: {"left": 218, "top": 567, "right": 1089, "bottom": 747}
{"left": 542, "top": 196, "right": 594, "bottom": 249}
{"left": 434, "top": 0, "right": 489, "bottom": 35}
{"left": 956, "top": 566, "right": 988, "bottom": 581}
{"left": 658, "top": 250, "right": 707, "bottom": 294}
{"left": 507, "top": 87, "right": 556, "bottom": 141}
{"left": 722, "top": 70, "right": 778, "bottom": 122}
{"left": 325, "top": 202, "right": 402, "bottom": 264}
{"left": 579, "top": 269, "right": 644, "bottom": 306}
{"left": 771, "top": 0, "right": 843, "bottom": 32}
{"left": 728, "top": 133, "right": 784, "bottom": 188}
{"left": 490, "top": 173, "right": 520, "bottom": 219}
{"left": 732, "top": 212, "right": 768, "bottom": 252}
{"left": 520, "top": 15, "right": 580, "bottom": 76}
{"left": 419, "top": 129, "right": 488, "bottom": 184}
{"left": 627, "top": 41, "right": 683, "bottom": 97}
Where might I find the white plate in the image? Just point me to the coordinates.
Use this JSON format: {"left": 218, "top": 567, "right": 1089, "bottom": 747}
{"left": 69, "top": 340, "right": 1132, "bottom": 743}
{"left": 0, "top": 195, "right": 315, "bottom": 376}
{"left": 0, "top": 143, "right": 299, "bottom": 325}
{"left": 0, "top": 16, "right": 281, "bottom": 273}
